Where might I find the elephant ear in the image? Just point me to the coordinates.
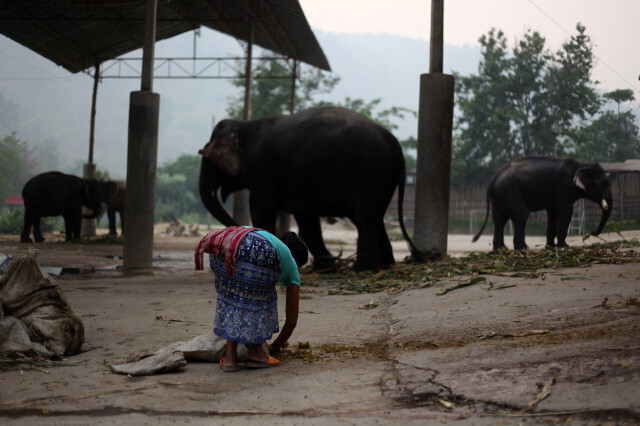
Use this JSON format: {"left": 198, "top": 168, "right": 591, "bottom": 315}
{"left": 573, "top": 168, "right": 588, "bottom": 191}
{"left": 198, "top": 129, "right": 240, "bottom": 177}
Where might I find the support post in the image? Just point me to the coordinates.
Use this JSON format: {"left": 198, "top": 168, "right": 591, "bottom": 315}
{"left": 81, "top": 63, "right": 101, "bottom": 238}
{"left": 413, "top": 0, "right": 454, "bottom": 258}
{"left": 123, "top": 0, "right": 160, "bottom": 273}
{"left": 289, "top": 60, "right": 297, "bottom": 114}
{"left": 429, "top": 0, "right": 444, "bottom": 73}
{"left": 233, "top": 18, "right": 255, "bottom": 226}
{"left": 276, "top": 59, "right": 298, "bottom": 236}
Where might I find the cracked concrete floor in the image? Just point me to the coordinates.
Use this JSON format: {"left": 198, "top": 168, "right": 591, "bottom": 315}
{"left": 0, "top": 228, "right": 639, "bottom": 425}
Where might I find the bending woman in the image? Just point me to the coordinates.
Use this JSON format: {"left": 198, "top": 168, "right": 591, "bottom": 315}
{"left": 195, "top": 226, "right": 308, "bottom": 372}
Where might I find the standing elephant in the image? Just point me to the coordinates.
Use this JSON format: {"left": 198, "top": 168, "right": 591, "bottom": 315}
{"left": 198, "top": 106, "right": 421, "bottom": 271}
{"left": 99, "top": 180, "right": 126, "bottom": 236}
{"left": 21, "top": 171, "right": 103, "bottom": 243}
{"left": 472, "top": 156, "right": 613, "bottom": 250}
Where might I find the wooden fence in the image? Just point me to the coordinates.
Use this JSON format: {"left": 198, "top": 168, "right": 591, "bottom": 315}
{"left": 387, "top": 170, "right": 640, "bottom": 230}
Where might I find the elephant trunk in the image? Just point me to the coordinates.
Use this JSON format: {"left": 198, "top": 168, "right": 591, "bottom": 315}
{"left": 589, "top": 190, "right": 613, "bottom": 237}
{"left": 82, "top": 203, "right": 104, "bottom": 220}
{"left": 199, "top": 160, "right": 238, "bottom": 227}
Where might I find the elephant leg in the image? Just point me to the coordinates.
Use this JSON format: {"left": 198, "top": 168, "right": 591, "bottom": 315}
{"left": 33, "top": 215, "right": 45, "bottom": 243}
{"left": 293, "top": 213, "right": 335, "bottom": 271}
{"left": 119, "top": 209, "right": 125, "bottom": 235}
{"left": 62, "top": 213, "right": 75, "bottom": 241}
{"left": 512, "top": 216, "right": 529, "bottom": 250}
{"left": 555, "top": 204, "right": 574, "bottom": 248}
{"left": 275, "top": 211, "right": 292, "bottom": 237}
{"left": 545, "top": 209, "right": 558, "bottom": 248}
{"left": 107, "top": 207, "right": 117, "bottom": 235}
{"left": 63, "top": 214, "right": 73, "bottom": 241}
{"left": 72, "top": 212, "right": 82, "bottom": 240}
{"left": 377, "top": 222, "right": 395, "bottom": 269}
{"left": 350, "top": 216, "right": 380, "bottom": 272}
{"left": 491, "top": 209, "right": 507, "bottom": 251}
{"left": 506, "top": 200, "right": 529, "bottom": 250}
{"left": 21, "top": 206, "right": 34, "bottom": 243}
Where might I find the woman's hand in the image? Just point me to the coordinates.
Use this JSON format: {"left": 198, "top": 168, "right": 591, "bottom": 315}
{"left": 270, "top": 284, "right": 299, "bottom": 351}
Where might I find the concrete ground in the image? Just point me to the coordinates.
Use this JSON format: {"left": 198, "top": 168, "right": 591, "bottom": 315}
{"left": 0, "top": 223, "right": 639, "bottom": 425}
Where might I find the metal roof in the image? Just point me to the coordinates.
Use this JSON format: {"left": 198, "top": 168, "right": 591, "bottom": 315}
{"left": 0, "top": 0, "right": 330, "bottom": 74}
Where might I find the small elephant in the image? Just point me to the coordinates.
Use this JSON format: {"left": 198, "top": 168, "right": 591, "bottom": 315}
{"left": 21, "top": 171, "right": 103, "bottom": 243}
{"left": 199, "top": 106, "right": 421, "bottom": 271}
{"left": 99, "top": 180, "right": 126, "bottom": 236}
{"left": 472, "top": 156, "right": 613, "bottom": 250}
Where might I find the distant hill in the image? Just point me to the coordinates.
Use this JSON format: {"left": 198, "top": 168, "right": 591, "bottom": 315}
{"left": 0, "top": 30, "right": 480, "bottom": 177}
{"left": 313, "top": 31, "right": 480, "bottom": 139}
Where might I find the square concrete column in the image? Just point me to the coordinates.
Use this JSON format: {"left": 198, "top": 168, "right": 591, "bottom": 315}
{"left": 123, "top": 90, "right": 160, "bottom": 273}
{"left": 413, "top": 73, "right": 455, "bottom": 258}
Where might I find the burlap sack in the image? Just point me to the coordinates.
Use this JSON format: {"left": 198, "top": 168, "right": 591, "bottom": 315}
{"left": 0, "top": 249, "right": 84, "bottom": 358}
{"left": 109, "top": 333, "right": 268, "bottom": 375}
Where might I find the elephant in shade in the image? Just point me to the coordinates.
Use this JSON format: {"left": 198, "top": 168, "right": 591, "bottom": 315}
{"left": 21, "top": 171, "right": 103, "bottom": 242}
{"left": 99, "top": 180, "right": 126, "bottom": 236}
{"left": 473, "top": 156, "right": 613, "bottom": 250}
{"left": 198, "top": 106, "right": 421, "bottom": 272}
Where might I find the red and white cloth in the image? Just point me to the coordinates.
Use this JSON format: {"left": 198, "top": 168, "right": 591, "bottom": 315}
{"left": 194, "top": 226, "right": 260, "bottom": 276}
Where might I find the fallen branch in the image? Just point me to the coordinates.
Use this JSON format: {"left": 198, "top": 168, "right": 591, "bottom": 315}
{"left": 522, "top": 378, "right": 554, "bottom": 413}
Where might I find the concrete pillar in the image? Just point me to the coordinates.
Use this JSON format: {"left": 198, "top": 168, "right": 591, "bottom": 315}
{"left": 413, "top": 73, "right": 454, "bottom": 258}
{"left": 81, "top": 162, "right": 97, "bottom": 238}
{"left": 123, "top": 91, "right": 160, "bottom": 272}
{"left": 232, "top": 18, "right": 255, "bottom": 226}
{"left": 276, "top": 59, "right": 299, "bottom": 236}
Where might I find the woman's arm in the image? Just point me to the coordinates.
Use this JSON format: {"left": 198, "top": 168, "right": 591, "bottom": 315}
{"left": 270, "top": 284, "right": 299, "bottom": 352}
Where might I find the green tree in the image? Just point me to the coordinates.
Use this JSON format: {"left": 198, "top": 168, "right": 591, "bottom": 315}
{"left": 226, "top": 59, "right": 339, "bottom": 119}
{"left": 0, "top": 133, "right": 35, "bottom": 196}
{"left": 575, "top": 110, "right": 639, "bottom": 161}
{"left": 603, "top": 88, "right": 635, "bottom": 114}
{"left": 155, "top": 154, "right": 206, "bottom": 222}
{"left": 323, "top": 97, "right": 416, "bottom": 133}
{"left": 452, "top": 29, "right": 513, "bottom": 183}
{"left": 453, "top": 24, "right": 601, "bottom": 185}
{"left": 0, "top": 145, "right": 22, "bottom": 209}
{"left": 399, "top": 136, "right": 417, "bottom": 171}
{"left": 0, "top": 94, "right": 18, "bottom": 135}
{"left": 575, "top": 88, "right": 639, "bottom": 162}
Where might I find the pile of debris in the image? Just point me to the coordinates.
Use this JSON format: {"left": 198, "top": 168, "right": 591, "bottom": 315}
{"left": 165, "top": 219, "right": 200, "bottom": 237}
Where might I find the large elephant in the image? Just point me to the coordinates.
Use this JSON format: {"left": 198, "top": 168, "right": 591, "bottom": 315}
{"left": 472, "top": 156, "right": 613, "bottom": 250}
{"left": 99, "top": 180, "right": 126, "bottom": 236}
{"left": 21, "top": 171, "right": 103, "bottom": 243}
{"left": 198, "top": 106, "right": 421, "bottom": 271}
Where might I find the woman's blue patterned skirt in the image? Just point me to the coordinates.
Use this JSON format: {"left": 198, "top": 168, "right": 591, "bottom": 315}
{"left": 210, "top": 232, "right": 281, "bottom": 345}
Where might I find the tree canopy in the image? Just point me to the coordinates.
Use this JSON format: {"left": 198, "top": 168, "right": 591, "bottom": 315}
{"left": 154, "top": 154, "right": 206, "bottom": 222}
{"left": 0, "top": 133, "right": 36, "bottom": 205}
{"left": 226, "top": 59, "right": 339, "bottom": 120}
{"left": 452, "top": 24, "right": 608, "bottom": 185}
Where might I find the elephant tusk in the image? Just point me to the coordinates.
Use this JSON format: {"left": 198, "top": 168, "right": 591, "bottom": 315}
{"left": 601, "top": 199, "right": 609, "bottom": 210}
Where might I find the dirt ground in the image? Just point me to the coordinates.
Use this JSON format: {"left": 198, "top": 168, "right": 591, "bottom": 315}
{"left": 0, "top": 223, "right": 639, "bottom": 425}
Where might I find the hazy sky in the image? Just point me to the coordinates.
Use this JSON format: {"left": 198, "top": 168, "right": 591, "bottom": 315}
{"left": 299, "top": 0, "right": 640, "bottom": 95}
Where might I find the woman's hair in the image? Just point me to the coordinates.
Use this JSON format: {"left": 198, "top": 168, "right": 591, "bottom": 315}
{"left": 280, "top": 232, "right": 309, "bottom": 268}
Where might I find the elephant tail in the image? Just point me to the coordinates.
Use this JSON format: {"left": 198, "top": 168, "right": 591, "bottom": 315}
{"left": 472, "top": 187, "right": 491, "bottom": 243}
{"left": 397, "top": 163, "right": 426, "bottom": 263}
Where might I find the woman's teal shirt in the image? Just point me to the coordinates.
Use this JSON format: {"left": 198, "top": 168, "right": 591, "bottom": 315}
{"left": 252, "top": 230, "right": 301, "bottom": 288}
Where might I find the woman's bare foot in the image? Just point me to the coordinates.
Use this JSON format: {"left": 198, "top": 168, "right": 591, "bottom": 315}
{"left": 245, "top": 344, "right": 270, "bottom": 363}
